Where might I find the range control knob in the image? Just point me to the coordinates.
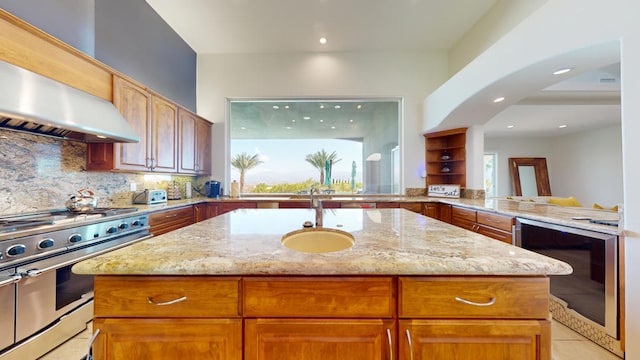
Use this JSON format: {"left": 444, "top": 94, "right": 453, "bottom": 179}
{"left": 132, "top": 219, "right": 142, "bottom": 226}
{"left": 106, "top": 226, "right": 118, "bottom": 234}
{"left": 7, "top": 244, "right": 27, "bottom": 257}
{"left": 119, "top": 222, "right": 130, "bottom": 230}
{"left": 69, "top": 234, "right": 83, "bottom": 243}
{"left": 38, "top": 239, "right": 55, "bottom": 249}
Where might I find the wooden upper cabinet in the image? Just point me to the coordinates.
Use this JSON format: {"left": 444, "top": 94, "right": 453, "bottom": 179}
{"left": 113, "top": 77, "right": 151, "bottom": 171}
{"left": 87, "top": 77, "right": 179, "bottom": 173}
{"left": 196, "top": 118, "right": 212, "bottom": 175}
{"left": 150, "top": 94, "right": 178, "bottom": 172}
{"left": 178, "top": 108, "right": 212, "bottom": 175}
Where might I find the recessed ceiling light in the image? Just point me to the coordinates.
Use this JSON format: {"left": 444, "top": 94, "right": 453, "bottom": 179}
{"left": 291, "top": 119, "right": 296, "bottom": 122}
{"left": 273, "top": 105, "right": 279, "bottom": 109}
{"left": 284, "top": 105, "right": 290, "bottom": 109}
{"left": 320, "top": 119, "right": 324, "bottom": 123}
{"left": 331, "top": 126, "right": 336, "bottom": 129}
{"left": 493, "top": 97, "right": 505, "bottom": 103}
{"left": 285, "top": 126, "right": 292, "bottom": 130}
{"left": 320, "top": 105, "right": 325, "bottom": 109}
{"left": 553, "top": 67, "right": 573, "bottom": 75}
{"left": 319, "top": 37, "right": 328, "bottom": 44}
{"left": 303, "top": 116, "right": 311, "bottom": 120}
{"left": 357, "top": 104, "right": 362, "bottom": 109}
{"left": 559, "top": 124, "right": 568, "bottom": 129}
{"left": 240, "top": 126, "right": 246, "bottom": 130}
{"left": 507, "top": 125, "right": 514, "bottom": 129}
{"left": 349, "top": 119, "right": 354, "bottom": 123}
{"left": 334, "top": 105, "right": 341, "bottom": 109}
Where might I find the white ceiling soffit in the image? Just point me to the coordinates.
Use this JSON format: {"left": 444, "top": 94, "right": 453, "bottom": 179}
{"left": 145, "top": 0, "right": 497, "bottom": 54}
{"left": 432, "top": 42, "right": 621, "bottom": 136}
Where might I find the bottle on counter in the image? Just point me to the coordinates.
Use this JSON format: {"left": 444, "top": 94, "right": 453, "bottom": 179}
{"left": 231, "top": 180, "right": 239, "bottom": 198}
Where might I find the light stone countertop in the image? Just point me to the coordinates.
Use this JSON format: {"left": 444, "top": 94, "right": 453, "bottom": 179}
{"left": 72, "top": 208, "right": 572, "bottom": 276}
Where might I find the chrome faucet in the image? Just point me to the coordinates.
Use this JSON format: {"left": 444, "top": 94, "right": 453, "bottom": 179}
{"left": 310, "top": 188, "right": 323, "bottom": 227}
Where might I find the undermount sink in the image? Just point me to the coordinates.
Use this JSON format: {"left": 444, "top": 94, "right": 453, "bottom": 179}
{"left": 281, "top": 227, "right": 355, "bottom": 253}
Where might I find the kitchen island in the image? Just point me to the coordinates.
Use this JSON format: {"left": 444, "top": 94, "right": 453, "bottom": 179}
{"left": 73, "top": 208, "right": 571, "bottom": 360}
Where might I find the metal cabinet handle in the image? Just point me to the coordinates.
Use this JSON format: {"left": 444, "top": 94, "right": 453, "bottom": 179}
{"left": 454, "top": 296, "right": 496, "bottom": 306}
{"left": 386, "top": 328, "right": 393, "bottom": 360}
{"left": 405, "top": 329, "right": 414, "bottom": 360}
{"left": 84, "top": 329, "right": 100, "bottom": 360}
{"left": 147, "top": 295, "right": 187, "bottom": 306}
{"left": 164, "top": 214, "right": 178, "bottom": 218}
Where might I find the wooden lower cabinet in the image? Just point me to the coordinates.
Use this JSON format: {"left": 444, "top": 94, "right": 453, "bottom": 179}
{"left": 399, "top": 319, "right": 550, "bottom": 360}
{"left": 93, "top": 318, "right": 242, "bottom": 360}
{"left": 451, "top": 206, "right": 514, "bottom": 244}
{"left": 245, "top": 319, "right": 395, "bottom": 359}
{"left": 148, "top": 205, "right": 194, "bottom": 235}
{"left": 92, "top": 275, "right": 550, "bottom": 360}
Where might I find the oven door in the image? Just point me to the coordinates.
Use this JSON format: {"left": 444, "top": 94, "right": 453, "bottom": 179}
{"left": 0, "top": 269, "right": 20, "bottom": 350}
{"left": 15, "top": 232, "right": 152, "bottom": 342}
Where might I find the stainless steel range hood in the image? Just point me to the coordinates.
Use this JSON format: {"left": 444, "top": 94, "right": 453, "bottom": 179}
{"left": 0, "top": 60, "right": 139, "bottom": 143}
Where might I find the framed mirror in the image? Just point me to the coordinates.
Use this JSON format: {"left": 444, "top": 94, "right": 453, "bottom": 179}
{"left": 508, "top": 157, "right": 552, "bottom": 196}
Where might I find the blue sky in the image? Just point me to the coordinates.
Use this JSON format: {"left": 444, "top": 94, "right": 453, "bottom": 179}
{"left": 231, "top": 139, "right": 363, "bottom": 185}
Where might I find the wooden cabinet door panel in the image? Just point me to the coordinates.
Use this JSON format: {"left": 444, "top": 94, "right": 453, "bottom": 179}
{"left": 399, "top": 319, "right": 550, "bottom": 360}
{"left": 451, "top": 216, "right": 476, "bottom": 231}
{"left": 476, "top": 211, "right": 513, "bottom": 232}
{"left": 399, "top": 277, "right": 549, "bottom": 319}
{"left": 438, "top": 204, "right": 452, "bottom": 223}
{"left": 94, "top": 276, "right": 240, "bottom": 318}
{"left": 451, "top": 206, "right": 476, "bottom": 222}
{"left": 245, "top": 319, "right": 395, "bottom": 360}
{"left": 178, "top": 108, "right": 197, "bottom": 174}
{"left": 113, "top": 77, "right": 150, "bottom": 171}
{"left": 196, "top": 118, "right": 212, "bottom": 174}
{"left": 477, "top": 225, "right": 513, "bottom": 244}
{"left": 93, "top": 318, "right": 242, "bottom": 360}
{"left": 151, "top": 96, "right": 178, "bottom": 172}
{"left": 244, "top": 277, "right": 394, "bottom": 318}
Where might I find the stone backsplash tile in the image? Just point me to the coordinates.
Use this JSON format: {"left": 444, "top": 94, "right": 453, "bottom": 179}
{"left": 0, "top": 130, "right": 207, "bottom": 215}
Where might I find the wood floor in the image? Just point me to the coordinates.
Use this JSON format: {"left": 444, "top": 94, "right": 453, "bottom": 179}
{"left": 38, "top": 320, "right": 622, "bottom": 360}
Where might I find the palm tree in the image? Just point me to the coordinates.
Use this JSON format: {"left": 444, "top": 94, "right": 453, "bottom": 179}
{"left": 231, "top": 152, "right": 263, "bottom": 192}
{"left": 305, "top": 149, "right": 341, "bottom": 185}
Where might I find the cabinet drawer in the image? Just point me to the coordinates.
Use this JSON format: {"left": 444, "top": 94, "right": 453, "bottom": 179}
{"left": 477, "top": 224, "right": 513, "bottom": 244}
{"left": 149, "top": 206, "right": 193, "bottom": 226}
{"left": 451, "top": 216, "right": 476, "bottom": 231}
{"left": 399, "top": 277, "right": 549, "bottom": 319}
{"left": 451, "top": 206, "right": 476, "bottom": 222}
{"left": 477, "top": 211, "right": 513, "bottom": 232}
{"left": 244, "top": 277, "right": 394, "bottom": 318}
{"left": 94, "top": 276, "right": 241, "bottom": 318}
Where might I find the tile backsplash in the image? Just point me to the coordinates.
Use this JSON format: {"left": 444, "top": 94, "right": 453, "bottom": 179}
{"left": 0, "top": 130, "right": 208, "bottom": 215}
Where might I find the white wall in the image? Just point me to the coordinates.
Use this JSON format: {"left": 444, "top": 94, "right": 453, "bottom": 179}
{"left": 549, "top": 125, "right": 623, "bottom": 206}
{"left": 448, "top": 0, "right": 548, "bottom": 76}
{"left": 196, "top": 51, "right": 448, "bottom": 192}
{"left": 484, "top": 137, "right": 553, "bottom": 197}
{"left": 485, "top": 125, "right": 623, "bottom": 206}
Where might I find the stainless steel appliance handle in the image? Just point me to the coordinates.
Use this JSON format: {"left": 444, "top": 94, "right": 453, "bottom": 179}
{"left": 455, "top": 296, "right": 496, "bottom": 306}
{"left": 386, "top": 328, "right": 393, "bottom": 360}
{"left": 0, "top": 274, "right": 22, "bottom": 287}
{"left": 20, "top": 234, "right": 152, "bottom": 277}
{"left": 405, "top": 329, "right": 414, "bottom": 360}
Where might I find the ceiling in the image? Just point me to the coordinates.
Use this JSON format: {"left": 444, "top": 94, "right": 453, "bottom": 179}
{"left": 145, "top": 0, "right": 621, "bottom": 139}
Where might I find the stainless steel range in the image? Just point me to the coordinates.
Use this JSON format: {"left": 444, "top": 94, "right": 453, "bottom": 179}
{"left": 0, "top": 208, "right": 150, "bottom": 360}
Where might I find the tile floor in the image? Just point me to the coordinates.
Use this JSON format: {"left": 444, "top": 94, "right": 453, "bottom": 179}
{"left": 38, "top": 320, "right": 623, "bottom": 360}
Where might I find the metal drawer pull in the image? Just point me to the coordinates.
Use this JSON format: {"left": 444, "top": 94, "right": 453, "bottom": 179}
{"left": 386, "top": 328, "right": 393, "bottom": 360}
{"left": 455, "top": 296, "right": 496, "bottom": 306}
{"left": 147, "top": 295, "right": 187, "bottom": 305}
{"left": 405, "top": 329, "right": 414, "bottom": 360}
